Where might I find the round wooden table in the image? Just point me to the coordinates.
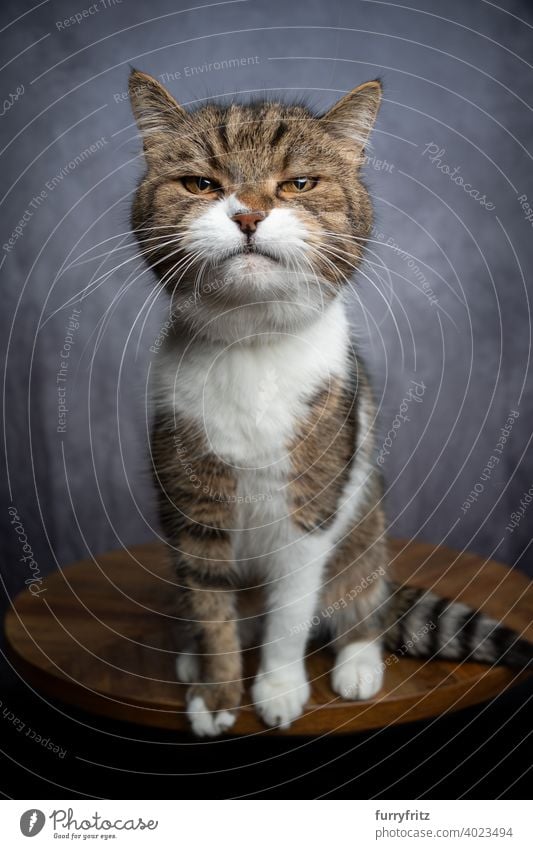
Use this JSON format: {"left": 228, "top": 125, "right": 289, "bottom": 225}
{"left": 4, "top": 539, "right": 532, "bottom": 735}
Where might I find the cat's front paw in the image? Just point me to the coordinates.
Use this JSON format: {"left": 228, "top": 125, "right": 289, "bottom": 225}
{"left": 331, "top": 641, "right": 384, "bottom": 700}
{"left": 186, "top": 682, "right": 241, "bottom": 737}
{"left": 251, "top": 669, "right": 310, "bottom": 729}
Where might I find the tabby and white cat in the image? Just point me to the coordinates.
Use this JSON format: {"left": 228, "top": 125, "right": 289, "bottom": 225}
{"left": 129, "top": 70, "right": 530, "bottom": 736}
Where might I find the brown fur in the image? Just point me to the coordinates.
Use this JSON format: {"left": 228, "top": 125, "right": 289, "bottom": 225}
{"left": 151, "top": 413, "right": 242, "bottom": 709}
{"left": 129, "top": 69, "right": 378, "bottom": 310}
{"left": 289, "top": 361, "right": 388, "bottom": 646}
{"left": 288, "top": 374, "right": 357, "bottom": 533}
{"left": 321, "top": 498, "right": 388, "bottom": 650}
{"left": 134, "top": 71, "right": 388, "bottom": 725}
{"left": 133, "top": 73, "right": 533, "bottom": 718}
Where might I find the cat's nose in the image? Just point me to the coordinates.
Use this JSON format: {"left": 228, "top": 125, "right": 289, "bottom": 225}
{"left": 232, "top": 211, "right": 265, "bottom": 234}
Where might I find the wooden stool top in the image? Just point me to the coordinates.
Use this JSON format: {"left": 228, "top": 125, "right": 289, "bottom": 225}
{"left": 4, "top": 539, "right": 532, "bottom": 735}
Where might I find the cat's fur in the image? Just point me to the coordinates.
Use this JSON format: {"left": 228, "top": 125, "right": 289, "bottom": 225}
{"left": 129, "top": 70, "right": 531, "bottom": 736}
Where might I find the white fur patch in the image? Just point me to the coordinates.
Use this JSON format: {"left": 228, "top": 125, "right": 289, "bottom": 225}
{"left": 251, "top": 665, "right": 310, "bottom": 729}
{"left": 331, "top": 640, "right": 384, "bottom": 700}
{"left": 186, "top": 696, "right": 236, "bottom": 737}
{"left": 156, "top": 295, "right": 377, "bottom": 731}
{"left": 175, "top": 653, "right": 200, "bottom": 683}
{"left": 175, "top": 191, "right": 332, "bottom": 339}
{"left": 183, "top": 193, "right": 310, "bottom": 267}
{"left": 137, "top": 82, "right": 385, "bottom": 735}
{"left": 154, "top": 298, "right": 350, "bottom": 468}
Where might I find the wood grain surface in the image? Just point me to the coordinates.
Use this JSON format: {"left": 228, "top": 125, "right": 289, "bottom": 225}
{"left": 4, "top": 539, "right": 532, "bottom": 735}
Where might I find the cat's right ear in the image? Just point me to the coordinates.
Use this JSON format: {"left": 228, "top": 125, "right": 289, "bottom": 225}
{"left": 128, "top": 69, "right": 187, "bottom": 156}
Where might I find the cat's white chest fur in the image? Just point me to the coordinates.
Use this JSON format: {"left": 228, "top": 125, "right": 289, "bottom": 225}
{"left": 154, "top": 299, "right": 350, "bottom": 467}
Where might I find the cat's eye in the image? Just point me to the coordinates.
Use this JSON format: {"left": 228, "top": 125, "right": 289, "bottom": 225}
{"left": 278, "top": 177, "right": 318, "bottom": 194}
{"left": 181, "top": 176, "right": 222, "bottom": 195}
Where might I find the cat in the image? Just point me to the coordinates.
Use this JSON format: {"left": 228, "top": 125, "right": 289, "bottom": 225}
{"left": 129, "top": 69, "right": 531, "bottom": 736}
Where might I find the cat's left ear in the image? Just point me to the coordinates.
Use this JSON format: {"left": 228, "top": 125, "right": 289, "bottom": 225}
{"left": 321, "top": 80, "right": 382, "bottom": 152}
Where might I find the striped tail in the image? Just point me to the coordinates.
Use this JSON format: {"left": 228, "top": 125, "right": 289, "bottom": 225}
{"left": 384, "top": 582, "right": 533, "bottom": 669}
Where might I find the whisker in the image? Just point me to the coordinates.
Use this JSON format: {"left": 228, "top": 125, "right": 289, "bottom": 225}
{"left": 42, "top": 236, "right": 189, "bottom": 327}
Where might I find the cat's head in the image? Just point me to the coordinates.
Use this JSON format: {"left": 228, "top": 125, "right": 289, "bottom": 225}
{"left": 129, "top": 70, "right": 381, "bottom": 341}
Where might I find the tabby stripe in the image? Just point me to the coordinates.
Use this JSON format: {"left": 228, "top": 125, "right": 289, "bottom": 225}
{"left": 270, "top": 120, "right": 288, "bottom": 146}
{"left": 217, "top": 122, "right": 229, "bottom": 153}
{"left": 181, "top": 524, "right": 229, "bottom": 541}
{"left": 339, "top": 183, "right": 358, "bottom": 233}
{"left": 396, "top": 587, "right": 421, "bottom": 647}
{"left": 490, "top": 623, "right": 517, "bottom": 664}
{"left": 174, "top": 565, "right": 235, "bottom": 590}
{"left": 456, "top": 608, "right": 482, "bottom": 658}
{"left": 430, "top": 597, "right": 453, "bottom": 656}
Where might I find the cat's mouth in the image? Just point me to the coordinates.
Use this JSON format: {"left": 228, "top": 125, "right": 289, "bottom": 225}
{"left": 225, "top": 244, "right": 280, "bottom": 263}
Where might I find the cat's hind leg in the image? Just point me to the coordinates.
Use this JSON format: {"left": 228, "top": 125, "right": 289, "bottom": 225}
{"left": 173, "top": 632, "right": 239, "bottom": 736}
{"left": 175, "top": 650, "right": 200, "bottom": 684}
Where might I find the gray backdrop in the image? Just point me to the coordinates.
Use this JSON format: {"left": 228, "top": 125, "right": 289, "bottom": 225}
{"left": 2, "top": 0, "right": 533, "bottom": 607}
